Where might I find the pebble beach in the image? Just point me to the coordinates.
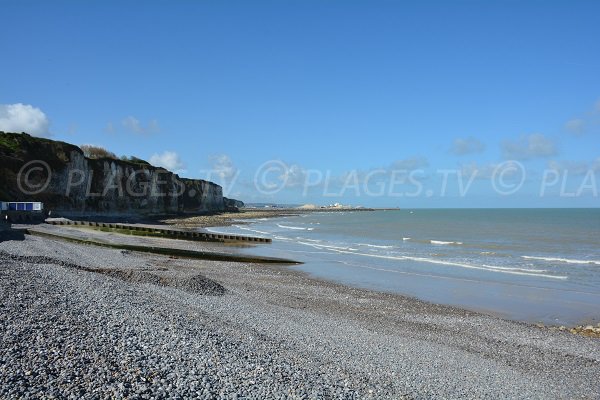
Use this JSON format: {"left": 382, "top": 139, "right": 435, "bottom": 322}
{"left": 1, "top": 231, "right": 600, "bottom": 399}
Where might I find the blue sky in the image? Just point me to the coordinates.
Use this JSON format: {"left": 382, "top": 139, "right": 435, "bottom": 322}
{"left": 1, "top": 0, "right": 599, "bottom": 207}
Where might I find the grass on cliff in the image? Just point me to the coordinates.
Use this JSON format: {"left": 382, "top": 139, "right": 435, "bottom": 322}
{"left": 0, "top": 134, "right": 21, "bottom": 152}
{"left": 1, "top": 131, "right": 152, "bottom": 167}
{"left": 2, "top": 132, "right": 77, "bottom": 166}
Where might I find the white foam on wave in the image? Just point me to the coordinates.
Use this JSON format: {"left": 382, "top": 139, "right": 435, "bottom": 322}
{"left": 335, "top": 260, "right": 588, "bottom": 294}
{"left": 297, "top": 241, "right": 359, "bottom": 252}
{"left": 285, "top": 249, "right": 334, "bottom": 255}
{"left": 205, "top": 228, "right": 227, "bottom": 234}
{"left": 481, "top": 264, "right": 548, "bottom": 273}
{"left": 431, "top": 240, "right": 463, "bottom": 245}
{"left": 402, "top": 237, "right": 411, "bottom": 241}
{"left": 274, "top": 236, "right": 293, "bottom": 241}
{"left": 313, "top": 246, "right": 567, "bottom": 279}
{"left": 357, "top": 243, "right": 394, "bottom": 249}
{"left": 336, "top": 260, "right": 497, "bottom": 284}
{"left": 233, "top": 225, "right": 272, "bottom": 236}
{"left": 522, "top": 256, "right": 600, "bottom": 265}
{"left": 301, "top": 238, "right": 323, "bottom": 243}
{"left": 277, "top": 224, "right": 314, "bottom": 231}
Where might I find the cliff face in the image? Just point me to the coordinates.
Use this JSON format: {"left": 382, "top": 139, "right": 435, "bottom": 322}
{"left": 0, "top": 132, "right": 225, "bottom": 217}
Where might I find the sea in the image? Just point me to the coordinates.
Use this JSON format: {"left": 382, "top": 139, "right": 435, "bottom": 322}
{"left": 206, "top": 209, "right": 600, "bottom": 326}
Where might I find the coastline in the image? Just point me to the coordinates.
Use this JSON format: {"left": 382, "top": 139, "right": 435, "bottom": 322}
{"left": 170, "top": 210, "right": 600, "bottom": 330}
{"left": 97, "top": 207, "right": 600, "bottom": 330}
{"left": 160, "top": 207, "right": 375, "bottom": 228}
{"left": 1, "top": 228, "right": 599, "bottom": 397}
{"left": 28, "top": 213, "right": 600, "bottom": 330}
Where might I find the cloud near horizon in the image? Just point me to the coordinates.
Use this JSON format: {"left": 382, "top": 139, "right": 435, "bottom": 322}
{"left": 279, "top": 163, "right": 309, "bottom": 187}
{"left": 209, "top": 154, "right": 238, "bottom": 180}
{"left": 459, "top": 161, "right": 523, "bottom": 180}
{"left": 547, "top": 158, "right": 600, "bottom": 176}
{"left": 306, "top": 156, "right": 430, "bottom": 189}
{"left": 563, "top": 98, "right": 600, "bottom": 136}
{"left": 501, "top": 133, "right": 557, "bottom": 160}
{"left": 564, "top": 119, "right": 586, "bottom": 136}
{"left": 149, "top": 151, "right": 186, "bottom": 172}
{"left": 450, "top": 136, "right": 485, "bottom": 155}
{"left": 121, "top": 116, "right": 160, "bottom": 135}
{"left": 388, "top": 156, "right": 429, "bottom": 171}
{"left": 0, "top": 103, "right": 50, "bottom": 137}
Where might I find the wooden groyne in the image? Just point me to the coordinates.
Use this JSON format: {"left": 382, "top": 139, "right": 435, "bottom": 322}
{"left": 45, "top": 220, "right": 271, "bottom": 244}
{"left": 26, "top": 229, "right": 297, "bottom": 264}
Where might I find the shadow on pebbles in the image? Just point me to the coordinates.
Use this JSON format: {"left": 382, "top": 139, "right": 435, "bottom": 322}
{"left": 0, "top": 250, "right": 226, "bottom": 296}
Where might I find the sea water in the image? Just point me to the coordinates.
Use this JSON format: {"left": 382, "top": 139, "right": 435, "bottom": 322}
{"left": 207, "top": 209, "right": 600, "bottom": 326}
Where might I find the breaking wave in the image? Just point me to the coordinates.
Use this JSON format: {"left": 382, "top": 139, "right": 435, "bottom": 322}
{"left": 522, "top": 256, "right": 600, "bottom": 266}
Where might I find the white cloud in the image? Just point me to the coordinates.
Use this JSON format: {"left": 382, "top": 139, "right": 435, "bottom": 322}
{"left": 501, "top": 133, "right": 557, "bottom": 160}
{"left": 459, "top": 162, "right": 493, "bottom": 180}
{"left": 564, "top": 119, "right": 585, "bottom": 136}
{"left": 460, "top": 161, "right": 522, "bottom": 180}
{"left": 547, "top": 160, "right": 588, "bottom": 175}
{"left": 0, "top": 103, "right": 50, "bottom": 137}
{"left": 225, "top": 156, "right": 431, "bottom": 197}
{"left": 389, "top": 157, "right": 429, "bottom": 171}
{"left": 122, "top": 116, "right": 160, "bottom": 135}
{"left": 104, "top": 122, "right": 115, "bottom": 134}
{"left": 122, "top": 116, "right": 142, "bottom": 133}
{"left": 562, "top": 99, "right": 600, "bottom": 136}
{"left": 547, "top": 158, "right": 600, "bottom": 176}
{"left": 209, "top": 154, "right": 238, "bottom": 180}
{"left": 337, "top": 157, "right": 430, "bottom": 186}
{"left": 280, "top": 163, "right": 309, "bottom": 187}
{"left": 150, "top": 151, "right": 186, "bottom": 172}
{"left": 451, "top": 137, "right": 485, "bottom": 155}
{"left": 252, "top": 160, "right": 310, "bottom": 189}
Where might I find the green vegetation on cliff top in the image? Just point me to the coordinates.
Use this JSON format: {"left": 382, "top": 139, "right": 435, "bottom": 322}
{"left": 0, "top": 131, "right": 151, "bottom": 167}
{"left": 0, "top": 131, "right": 60, "bottom": 153}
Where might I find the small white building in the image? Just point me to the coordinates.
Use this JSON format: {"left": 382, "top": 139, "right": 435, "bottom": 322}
{"left": 0, "top": 201, "right": 45, "bottom": 223}
{"left": 0, "top": 201, "right": 43, "bottom": 212}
